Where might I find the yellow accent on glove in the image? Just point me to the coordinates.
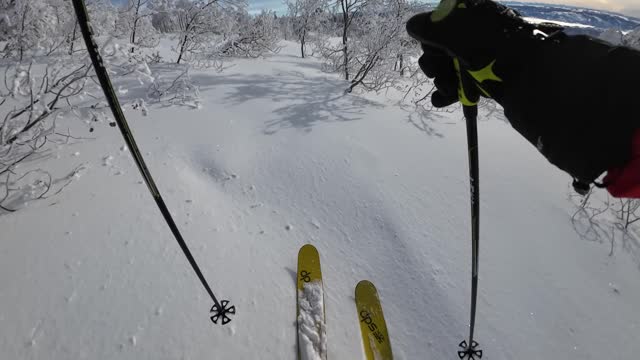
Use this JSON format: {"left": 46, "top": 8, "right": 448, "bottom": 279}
{"left": 431, "top": 0, "right": 458, "bottom": 22}
{"left": 467, "top": 60, "right": 503, "bottom": 83}
{"left": 454, "top": 58, "right": 479, "bottom": 106}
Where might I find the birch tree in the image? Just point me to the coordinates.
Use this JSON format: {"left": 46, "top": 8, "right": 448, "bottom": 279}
{"left": 122, "top": 0, "right": 159, "bottom": 52}
{"left": 345, "top": 0, "right": 410, "bottom": 92}
{"left": 286, "top": 0, "right": 328, "bottom": 58}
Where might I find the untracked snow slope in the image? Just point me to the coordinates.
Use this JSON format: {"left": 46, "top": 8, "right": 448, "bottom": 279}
{"left": 1, "top": 42, "right": 640, "bottom": 360}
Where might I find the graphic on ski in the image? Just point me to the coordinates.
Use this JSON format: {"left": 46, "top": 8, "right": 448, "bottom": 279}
{"left": 355, "top": 280, "right": 393, "bottom": 360}
{"left": 297, "top": 244, "right": 327, "bottom": 360}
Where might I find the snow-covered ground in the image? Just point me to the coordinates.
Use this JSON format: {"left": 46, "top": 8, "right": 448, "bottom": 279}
{"left": 2, "top": 41, "right": 640, "bottom": 360}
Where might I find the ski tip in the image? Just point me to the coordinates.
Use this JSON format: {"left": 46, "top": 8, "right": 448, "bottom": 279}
{"left": 298, "top": 243, "right": 319, "bottom": 256}
{"left": 355, "top": 280, "right": 376, "bottom": 293}
{"left": 297, "top": 244, "right": 323, "bottom": 291}
{"left": 355, "top": 280, "right": 393, "bottom": 360}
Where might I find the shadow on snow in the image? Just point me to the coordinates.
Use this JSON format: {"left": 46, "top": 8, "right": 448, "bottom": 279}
{"left": 189, "top": 70, "right": 385, "bottom": 135}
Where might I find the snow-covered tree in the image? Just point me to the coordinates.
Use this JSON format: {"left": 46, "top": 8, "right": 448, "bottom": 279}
{"left": 0, "top": 0, "right": 13, "bottom": 39}
{"left": 120, "top": 0, "right": 159, "bottom": 52}
{"left": 276, "top": 14, "right": 293, "bottom": 41}
{"left": 0, "top": 59, "right": 93, "bottom": 213}
{"left": 344, "top": 0, "right": 411, "bottom": 92}
{"left": 171, "top": 0, "right": 245, "bottom": 64}
{"left": 220, "top": 10, "right": 281, "bottom": 58}
{"left": 86, "top": 0, "right": 119, "bottom": 36}
{"left": 1, "top": 0, "right": 48, "bottom": 61}
{"left": 315, "top": 0, "right": 414, "bottom": 92}
{"left": 286, "top": 0, "right": 328, "bottom": 58}
{"left": 391, "top": 0, "right": 415, "bottom": 77}
{"left": 5, "top": 0, "right": 119, "bottom": 57}
{"left": 337, "top": 0, "right": 369, "bottom": 80}
{"left": 149, "top": 0, "right": 179, "bottom": 33}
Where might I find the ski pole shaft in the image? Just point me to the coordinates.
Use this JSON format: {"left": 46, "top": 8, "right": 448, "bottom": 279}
{"left": 458, "top": 104, "right": 483, "bottom": 359}
{"left": 465, "top": 104, "right": 479, "bottom": 344}
{"left": 71, "top": 0, "right": 234, "bottom": 325}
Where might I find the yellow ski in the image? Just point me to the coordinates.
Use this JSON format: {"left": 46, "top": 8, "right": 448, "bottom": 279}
{"left": 297, "top": 244, "right": 326, "bottom": 360}
{"left": 355, "top": 280, "right": 393, "bottom": 360}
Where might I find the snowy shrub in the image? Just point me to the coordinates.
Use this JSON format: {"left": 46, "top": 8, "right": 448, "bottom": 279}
{"left": 4, "top": 1, "right": 97, "bottom": 59}
{"left": 0, "top": 62, "right": 91, "bottom": 147}
{"left": 0, "top": 60, "right": 93, "bottom": 212}
{"left": 146, "top": 67, "right": 201, "bottom": 108}
{"left": 1, "top": 0, "right": 52, "bottom": 60}
{"left": 315, "top": 0, "right": 417, "bottom": 92}
{"left": 171, "top": 0, "right": 233, "bottom": 64}
{"left": 0, "top": 31, "right": 201, "bottom": 212}
{"left": 570, "top": 188, "right": 640, "bottom": 259}
{"left": 344, "top": 0, "right": 410, "bottom": 92}
{"left": 615, "top": 198, "right": 640, "bottom": 230}
{"left": 220, "top": 10, "right": 282, "bottom": 58}
{"left": 315, "top": 0, "right": 369, "bottom": 81}
{"left": 85, "top": 0, "right": 120, "bottom": 37}
{"left": 276, "top": 14, "right": 294, "bottom": 41}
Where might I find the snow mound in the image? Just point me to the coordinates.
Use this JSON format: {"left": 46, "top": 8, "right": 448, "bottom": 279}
{"left": 599, "top": 28, "right": 625, "bottom": 45}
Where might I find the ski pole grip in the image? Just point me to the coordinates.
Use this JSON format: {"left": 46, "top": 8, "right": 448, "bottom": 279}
{"left": 406, "top": 11, "right": 480, "bottom": 114}
{"left": 453, "top": 57, "right": 480, "bottom": 113}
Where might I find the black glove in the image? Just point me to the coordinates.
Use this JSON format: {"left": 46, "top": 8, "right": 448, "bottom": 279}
{"left": 417, "top": 44, "right": 459, "bottom": 108}
{"left": 406, "top": 0, "right": 640, "bottom": 189}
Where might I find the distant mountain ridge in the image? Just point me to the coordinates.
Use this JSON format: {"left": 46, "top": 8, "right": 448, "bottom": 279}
{"left": 504, "top": 2, "right": 640, "bottom": 31}
{"left": 497, "top": 2, "right": 640, "bottom": 44}
{"left": 598, "top": 26, "right": 640, "bottom": 48}
{"left": 415, "top": 1, "right": 640, "bottom": 45}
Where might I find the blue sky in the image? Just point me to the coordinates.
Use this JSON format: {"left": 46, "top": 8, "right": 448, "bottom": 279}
{"left": 248, "top": 0, "right": 287, "bottom": 14}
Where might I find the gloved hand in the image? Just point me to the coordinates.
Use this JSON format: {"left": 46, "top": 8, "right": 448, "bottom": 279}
{"left": 416, "top": 44, "right": 459, "bottom": 108}
{"left": 407, "top": 0, "right": 543, "bottom": 109}
{"left": 406, "top": 0, "right": 640, "bottom": 196}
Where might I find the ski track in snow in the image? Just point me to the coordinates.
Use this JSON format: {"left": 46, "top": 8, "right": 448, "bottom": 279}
{"left": 297, "top": 281, "right": 326, "bottom": 360}
{"left": 1, "top": 41, "right": 640, "bottom": 360}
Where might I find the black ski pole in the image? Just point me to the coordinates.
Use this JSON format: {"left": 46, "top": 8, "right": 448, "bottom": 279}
{"left": 458, "top": 104, "right": 482, "bottom": 360}
{"left": 71, "top": 0, "right": 235, "bottom": 325}
{"left": 452, "top": 57, "right": 483, "bottom": 359}
{"left": 405, "top": 9, "right": 484, "bottom": 358}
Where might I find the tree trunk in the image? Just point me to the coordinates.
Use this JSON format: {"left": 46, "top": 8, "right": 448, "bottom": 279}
{"left": 348, "top": 54, "right": 378, "bottom": 92}
{"left": 19, "top": 4, "right": 28, "bottom": 62}
{"left": 177, "top": 34, "right": 188, "bottom": 64}
{"left": 69, "top": 21, "right": 78, "bottom": 55}
{"left": 300, "top": 29, "right": 306, "bottom": 58}
{"left": 342, "top": 12, "right": 349, "bottom": 80}
{"left": 131, "top": 0, "right": 141, "bottom": 53}
{"left": 131, "top": 19, "right": 138, "bottom": 52}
